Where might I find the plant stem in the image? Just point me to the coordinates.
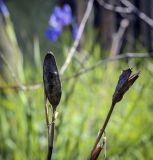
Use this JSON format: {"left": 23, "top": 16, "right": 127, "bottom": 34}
{"left": 47, "top": 108, "right": 56, "bottom": 160}
{"left": 44, "top": 94, "right": 49, "bottom": 132}
{"left": 89, "top": 102, "right": 116, "bottom": 160}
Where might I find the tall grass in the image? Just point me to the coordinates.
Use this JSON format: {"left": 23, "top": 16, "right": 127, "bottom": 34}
{"left": 1, "top": 2, "right": 153, "bottom": 158}
{"left": 1, "top": 47, "right": 153, "bottom": 159}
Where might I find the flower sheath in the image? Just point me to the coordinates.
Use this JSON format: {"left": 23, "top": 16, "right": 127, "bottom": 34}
{"left": 112, "top": 68, "right": 139, "bottom": 104}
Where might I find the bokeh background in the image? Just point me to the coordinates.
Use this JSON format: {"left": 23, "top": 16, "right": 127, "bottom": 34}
{"left": 0, "top": 0, "right": 153, "bottom": 159}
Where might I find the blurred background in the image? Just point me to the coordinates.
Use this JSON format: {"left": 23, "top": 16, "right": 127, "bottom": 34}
{"left": 0, "top": 0, "right": 153, "bottom": 159}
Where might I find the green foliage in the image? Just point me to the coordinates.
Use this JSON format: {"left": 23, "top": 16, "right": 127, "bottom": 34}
{"left": 1, "top": 1, "right": 153, "bottom": 160}
{"left": 1, "top": 50, "right": 153, "bottom": 160}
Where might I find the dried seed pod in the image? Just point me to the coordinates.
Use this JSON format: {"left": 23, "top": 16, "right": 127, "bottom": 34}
{"left": 43, "top": 52, "right": 62, "bottom": 109}
{"left": 112, "top": 68, "right": 139, "bottom": 104}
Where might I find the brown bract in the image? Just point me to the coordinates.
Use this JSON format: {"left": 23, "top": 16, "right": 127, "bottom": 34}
{"left": 43, "top": 52, "right": 62, "bottom": 109}
{"left": 112, "top": 68, "right": 139, "bottom": 104}
{"left": 91, "top": 144, "right": 103, "bottom": 160}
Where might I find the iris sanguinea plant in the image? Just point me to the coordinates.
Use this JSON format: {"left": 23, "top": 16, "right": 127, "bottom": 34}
{"left": 43, "top": 52, "right": 62, "bottom": 160}
{"left": 46, "top": 4, "right": 78, "bottom": 42}
{"left": 89, "top": 68, "right": 139, "bottom": 160}
{"left": 113, "top": 68, "right": 139, "bottom": 104}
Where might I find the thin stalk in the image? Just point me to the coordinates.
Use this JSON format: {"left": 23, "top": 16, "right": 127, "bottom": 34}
{"left": 47, "top": 108, "right": 56, "bottom": 160}
{"left": 44, "top": 94, "right": 49, "bottom": 132}
{"left": 89, "top": 102, "right": 116, "bottom": 159}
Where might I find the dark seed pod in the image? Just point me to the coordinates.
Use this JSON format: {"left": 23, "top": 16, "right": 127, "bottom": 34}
{"left": 43, "top": 52, "right": 62, "bottom": 109}
{"left": 112, "top": 68, "right": 139, "bottom": 104}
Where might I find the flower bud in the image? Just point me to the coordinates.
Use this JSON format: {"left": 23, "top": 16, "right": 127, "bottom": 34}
{"left": 112, "top": 68, "right": 139, "bottom": 104}
{"left": 43, "top": 52, "right": 62, "bottom": 109}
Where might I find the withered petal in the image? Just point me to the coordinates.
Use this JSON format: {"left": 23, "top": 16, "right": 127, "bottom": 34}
{"left": 128, "top": 72, "right": 139, "bottom": 86}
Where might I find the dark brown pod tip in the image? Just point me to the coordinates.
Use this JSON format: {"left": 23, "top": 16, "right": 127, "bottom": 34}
{"left": 43, "top": 52, "right": 62, "bottom": 109}
{"left": 112, "top": 68, "right": 139, "bottom": 104}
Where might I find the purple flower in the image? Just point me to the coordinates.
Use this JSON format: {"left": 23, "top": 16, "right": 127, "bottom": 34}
{"left": 47, "top": 6, "right": 63, "bottom": 42}
{"left": 0, "top": 0, "right": 9, "bottom": 17}
{"left": 45, "top": 27, "right": 62, "bottom": 42}
{"left": 60, "top": 4, "right": 72, "bottom": 26}
{"left": 49, "top": 14, "right": 62, "bottom": 28}
{"left": 49, "top": 4, "right": 72, "bottom": 27}
{"left": 46, "top": 4, "right": 74, "bottom": 42}
{"left": 53, "top": 6, "right": 63, "bottom": 19}
{"left": 72, "top": 25, "right": 79, "bottom": 40}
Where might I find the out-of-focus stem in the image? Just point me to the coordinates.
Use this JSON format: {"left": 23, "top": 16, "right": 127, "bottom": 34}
{"left": 89, "top": 102, "right": 116, "bottom": 160}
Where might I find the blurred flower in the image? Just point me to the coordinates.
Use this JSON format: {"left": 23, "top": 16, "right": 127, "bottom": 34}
{"left": 0, "top": 0, "right": 9, "bottom": 17}
{"left": 72, "top": 24, "right": 79, "bottom": 40}
{"left": 52, "top": 6, "right": 62, "bottom": 18}
{"left": 61, "top": 4, "right": 72, "bottom": 26}
{"left": 46, "top": 4, "right": 74, "bottom": 42}
{"left": 45, "top": 26, "right": 62, "bottom": 42}
{"left": 49, "top": 6, "right": 62, "bottom": 27}
{"left": 49, "top": 14, "right": 61, "bottom": 29}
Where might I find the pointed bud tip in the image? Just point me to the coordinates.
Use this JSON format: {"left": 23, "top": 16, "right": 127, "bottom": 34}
{"left": 45, "top": 51, "right": 54, "bottom": 59}
{"left": 112, "top": 68, "right": 140, "bottom": 104}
